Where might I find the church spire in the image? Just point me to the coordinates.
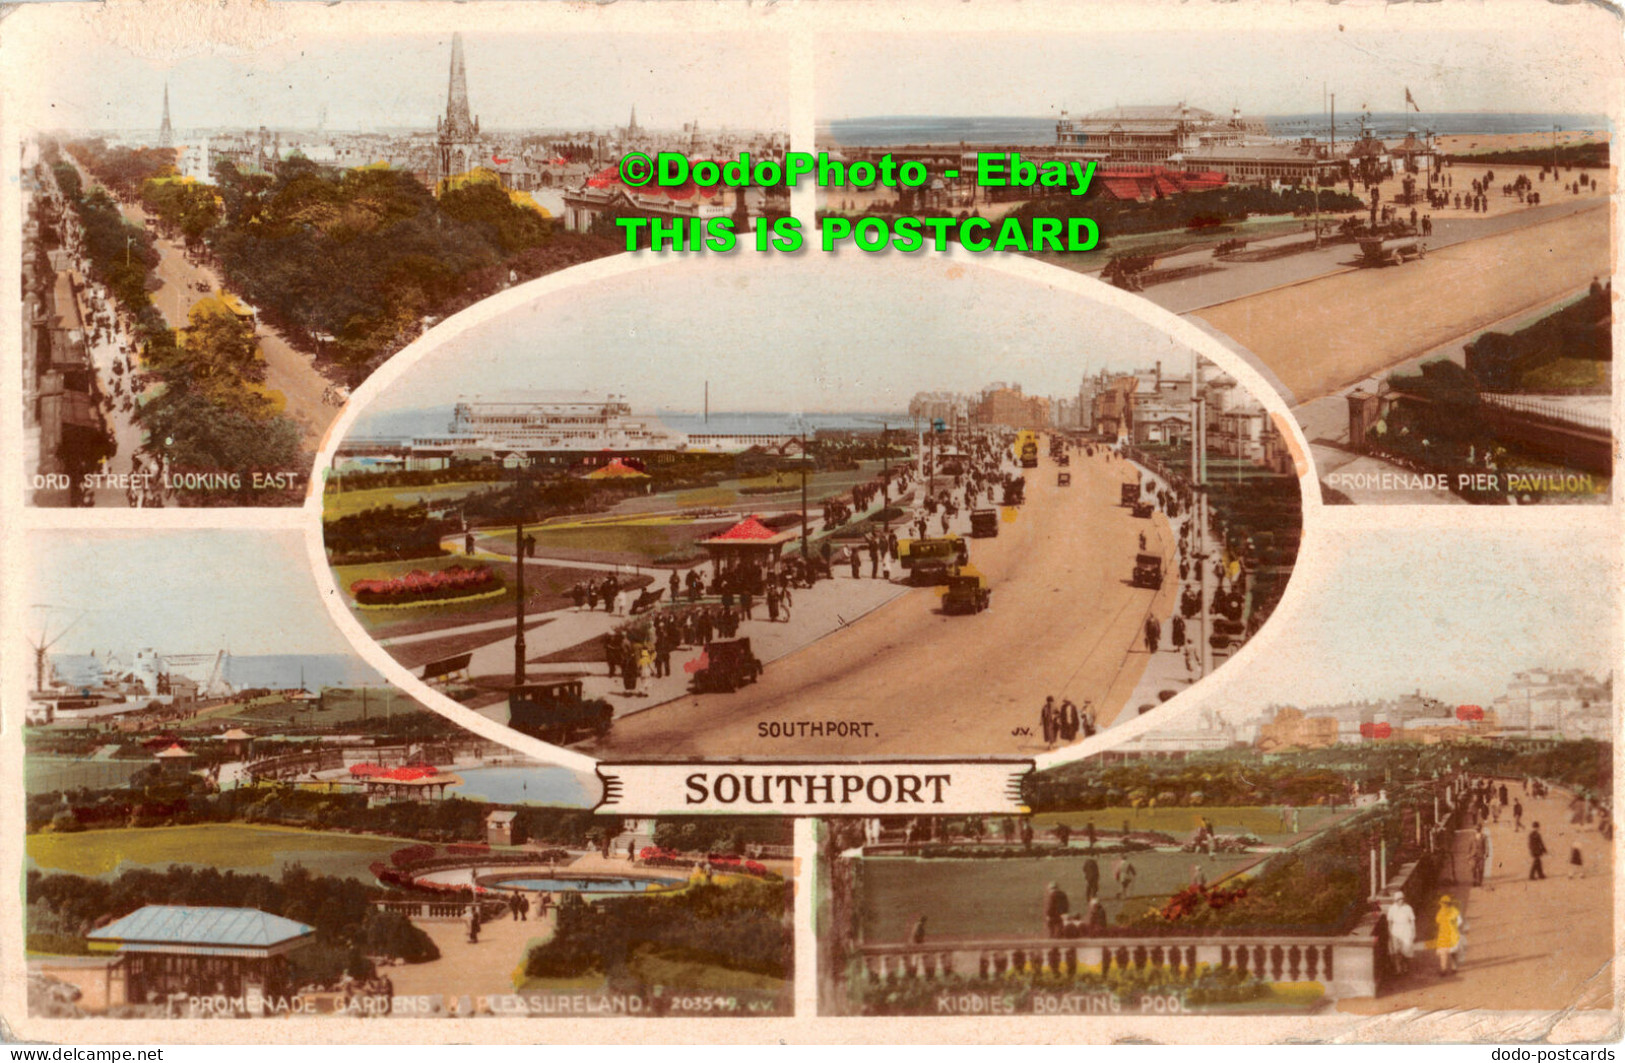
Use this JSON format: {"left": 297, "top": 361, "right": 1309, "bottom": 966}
{"left": 158, "top": 82, "right": 173, "bottom": 149}
{"left": 443, "top": 32, "right": 476, "bottom": 138}
{"left": 628, "top": 104, "right": 640, "bottom": 136}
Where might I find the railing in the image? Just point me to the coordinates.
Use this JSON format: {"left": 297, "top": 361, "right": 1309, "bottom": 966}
{"left": 1479, "top": 393, "right": 1610, "bottom": 433}
{"left": 244, "top": 748, "right": 345, "bottom": 780}
{"left": 372, "top": 898, "right": 509, "bottom": 922}
{"left": 856, "top": 926, "right": 1378, "bottom": 1000}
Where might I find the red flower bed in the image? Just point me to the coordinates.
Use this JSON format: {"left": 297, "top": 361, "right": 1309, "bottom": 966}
{"left": 350, "top": 564, "right": 501, "bottom": 606}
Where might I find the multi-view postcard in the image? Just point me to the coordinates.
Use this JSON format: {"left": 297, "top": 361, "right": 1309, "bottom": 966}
{"left": 2, "top": 0, "right": 1621, "bottom": 1049}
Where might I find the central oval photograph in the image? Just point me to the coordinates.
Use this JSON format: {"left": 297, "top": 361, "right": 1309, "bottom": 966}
{"left": 313, "top": 253, "right": 1309, "bottom": 761}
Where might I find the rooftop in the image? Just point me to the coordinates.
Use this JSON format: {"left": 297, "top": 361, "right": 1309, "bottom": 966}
{"left": 88, "top": 906, "right": 314, "bottom": 953}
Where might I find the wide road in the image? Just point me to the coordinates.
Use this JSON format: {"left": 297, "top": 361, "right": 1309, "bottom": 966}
{"left": 1194, "top": 205, "right": 1611, "bottom": 405}
{"left": 124, "top": 198, "right": 337, "bottom": 447}
{"left": 592, "top": 444, "right": 1178, "bottom": 759}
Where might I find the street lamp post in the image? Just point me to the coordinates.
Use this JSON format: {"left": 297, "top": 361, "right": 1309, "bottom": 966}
{"left": 512, "top": 464, "right": 529, "bottom": 686}
{"left": 800, "top": 422, "right": 809, "bottom": 560}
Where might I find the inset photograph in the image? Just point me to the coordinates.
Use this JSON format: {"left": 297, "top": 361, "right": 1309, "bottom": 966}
{"left": 815, "top": 16, "right": 1616, "bottom": 504}
{"left": 317, "top": 254, "right": 1305, "bottom": 760}
{"left": 25, "top": 531, "right": 793, "bottom": 1020}
{"left": 18, "top": 18, "right": 788, "bottom": 506}
{"left": 817, "top": 527, "right": 1613, "bottom": 1017}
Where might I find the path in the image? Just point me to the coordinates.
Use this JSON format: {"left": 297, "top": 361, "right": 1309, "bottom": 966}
{"left": 592, "top": 444, "right": 1175, "bottom": 758}
{"left": 1340, "top": 783, "right": 1614, "bottom": 1014}
{"left": 386, "top": 908, "right": 556, "bottom": 1001}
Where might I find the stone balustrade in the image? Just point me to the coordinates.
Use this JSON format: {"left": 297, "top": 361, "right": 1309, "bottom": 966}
{"left": 856, "top": 921, "right": 1379, "bottom": 1001}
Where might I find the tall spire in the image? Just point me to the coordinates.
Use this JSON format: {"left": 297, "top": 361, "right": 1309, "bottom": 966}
{"left": 443, "top": 32, "right": 476, "bottom": 139}
{"left": 628, "top": 104, "right": 640, "bottom": 136}
{"left": 158, "top": 82, "right": 173, "bottom": 149}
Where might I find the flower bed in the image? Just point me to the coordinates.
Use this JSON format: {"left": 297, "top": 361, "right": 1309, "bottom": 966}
{"left": 349, "top": 564, "right": 502, "bottom": 607}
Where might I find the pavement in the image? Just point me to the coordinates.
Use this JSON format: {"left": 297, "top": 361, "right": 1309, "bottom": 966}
{"left": 1340, "top": 783, "right": 1614, "bottom": 1014}
{"left": 590, "top": 444, "right": 1175, "bottom": 758}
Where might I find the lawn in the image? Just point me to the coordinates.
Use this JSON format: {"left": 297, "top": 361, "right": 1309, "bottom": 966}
{"left": 854, "top": 852, "right": 1263, "bottom": 943}
{"left": 25, "top": 824, "right": 411, "bottom": 880}
{"left": 322, "top": 480, "right": 496, "bottom": 521}
{"left": 483, "top": 518, "right": 731, "bottom": 567}
{"left": 1033, "top": 805, "right": 1350, "bottom": 844}
{"left": 26, "top": 757, "right": 149, "bottom": 795}
{"left": 1520, "top": 357, "right": 1609, "bottom": 391}
{"left": 185, "top": 688, "right": 434, "bottom": 729}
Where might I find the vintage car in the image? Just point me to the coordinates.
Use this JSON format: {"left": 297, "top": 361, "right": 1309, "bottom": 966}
{"left": 1120, "top": 482, "right": 1141, "bottom": 506}
{"left": 507, "top": 680, "right": 612, "bottom": 745}
{"left": 1131, "top": 501, "right": 1153, "bottom": 518}
{"left": 941, "top": 567, "right": 992, "bottom": 615}
{"left": 899, "top": 535, "right": 969, "bottom": 571}
{"left": 1002, "top": 478, "right": 1027, "bottom": 506}
{"left": 1131, "top": 552, "right": 1164, "bottom": 590}
{"left": 969, "top": 508, "right": 1000, "bottom": 538}
{"left": 1358, "top": 235, "right": 1425, "bottom": 267}
{"left": 689, "top": 638, "right": 763, "bottom": 693}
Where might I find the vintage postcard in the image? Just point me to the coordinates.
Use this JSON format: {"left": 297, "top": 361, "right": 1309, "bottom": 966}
{"left": 18, "top": 530, "right": 794, "bottom": 1024}
{"left": 2, "top": 0, "right": 1621, "bottom": 1048}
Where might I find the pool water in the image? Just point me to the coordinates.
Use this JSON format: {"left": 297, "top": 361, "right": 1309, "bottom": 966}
{"left": 492, "top": 876, "right": 683, "bottom": 893}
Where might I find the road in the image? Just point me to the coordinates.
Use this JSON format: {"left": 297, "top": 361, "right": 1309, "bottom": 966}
{"left": 1193, "top": 205, "right": 1611, "bottom": 406}
{"left": 132, "top": 205, "right": 338, "bottom": 447}
{"left": 590, "top": 445, "right": 1177, "bottom": 758}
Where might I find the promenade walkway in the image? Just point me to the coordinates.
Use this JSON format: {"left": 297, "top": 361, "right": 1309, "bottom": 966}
{"left": 1341, "top": 782, "right": 1613, "bottom": 1014}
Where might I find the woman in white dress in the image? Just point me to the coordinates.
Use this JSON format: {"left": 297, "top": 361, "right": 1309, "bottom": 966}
{"left": 1386, "top": 892, "right": 1417, "bottom": 976}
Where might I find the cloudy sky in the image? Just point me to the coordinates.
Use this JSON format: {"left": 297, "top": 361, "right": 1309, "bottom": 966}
{"left": 1215, "top": 524, "right": 1616, "bottom": 709}
{"left": 14, "top": 27, "right": 788, "bottom": 134}
{"left": 349, "top": 252, "right": 1222, "bottom": 427}
{"left": 818, "top": 21, "right": 1618, "bottom": 120}
{"left": 29, "top": 530, "right": 355, "bottom": 658}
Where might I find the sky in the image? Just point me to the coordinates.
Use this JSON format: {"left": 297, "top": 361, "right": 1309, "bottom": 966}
{"left": 817, "top": 24, "right": 1619, "bottom": 120}
{"left": 1212, "top": 526, "right": 1617, "bottom": 710}
{"left": 351, "top": 253, "right": 1220, "bottom": 428}
{"left": 16, "top": 29, "right": 788, "bottom": 134}
{"left": 29, "top": 530, "right": 357, "bottom": 658}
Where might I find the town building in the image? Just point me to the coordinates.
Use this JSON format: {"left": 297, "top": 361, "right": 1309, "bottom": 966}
{"left": 974, "top": 383, "right": 1050, "bottom": 430}
{"left": 1179, "top": 139, "right": 1343, "bottom": 187}
{"left": 1054, "top": 104, "right": 1262, "bottom": 165}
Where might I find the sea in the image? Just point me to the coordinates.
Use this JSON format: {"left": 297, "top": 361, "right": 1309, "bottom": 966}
{"left": 820, "top": 112, "right": 1611, "bottom": 148}
{"left": 350, "top": 406, "right": 909, "bottom": 444}
{"left": 50, "top": 653, "right": 381, "bottom": 692}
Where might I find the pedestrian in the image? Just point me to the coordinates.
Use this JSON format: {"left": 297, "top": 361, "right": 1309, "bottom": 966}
{"left": 1513, "top": 799, "right": 1524, "bottom": 831}
{"left": 1043, "top": 882, "right": 1070, "bottom": 938}
{"left": 1385, "top": 892, "right": 1416, "bottom": 975}
{"left": 1059, "top": 699, "right": 1079, "bottom": 743}
{"left": 669, "top": 571, "right": 680, "bottom": 601}
{"left": 849, "top": 550, "right": 861, "bottom": 579}
{"left": 1471, "top": 825, "right": 1488, "bottom": 886}
{"left": 910, "top": 915, "right": 927, "bottom": 944}
{"left": 1144, "top": 616, "right": 1160, "bottom": 653}
{"left": 1433, "top": 894, "right": 1462, "bottom": 976}
{"left": 1117, "top": 858, "right": 1137, "bottom": 898}
{"left": 1086, "top": 821, "right": 1097, "bottom": 849}
{"left": 1191, "top": 864, "right": 1207, "bottom": 888}
{"left": 518, "top": 893, "right": 530, "bottom": 922}
{"left": 1527, "top": 821, "right": 1547, "bottom": 880}
{"left": 464, "top": 531, "right": 476, "bottom": 556}
{"left": 1569, "top": 840, "right": 1584, "bottom": 879}
{"left": 1040, "top": 696, "right": 1058, "bottom": 747}
{"left": 1082, "top": 857, "right": 1100, "bottom": 903}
